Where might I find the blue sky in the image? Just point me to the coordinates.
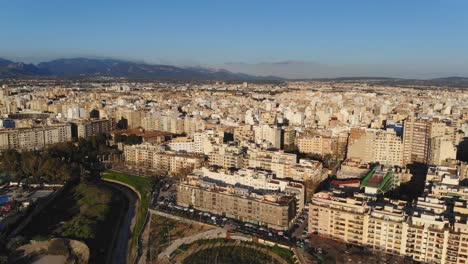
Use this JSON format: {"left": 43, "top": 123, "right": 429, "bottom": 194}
{"left": 1, "top": 0, "right": 468, "bottom": 77}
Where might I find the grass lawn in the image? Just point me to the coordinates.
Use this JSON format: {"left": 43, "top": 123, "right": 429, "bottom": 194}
{"left": 102, "top": 170, "right": 154, "bottom": 248}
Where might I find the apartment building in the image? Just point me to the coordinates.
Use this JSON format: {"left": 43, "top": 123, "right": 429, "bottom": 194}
{"left": 183, "top": 117, "right": 206, "bottom": 137}
{"left": 74, "top": 119, "right": 111, "bottom": 138}
{"left": 402, "top": 117, "right": 456, "bottom": 166}
{"left": 168, "top": 137, "right": 196, "bottom": 153}
{"left": 429, "top": 135, "right": 457, "bottom": 165}
{"left": 253, "top": 124, "right": 281, "bottom": 149}
{"left": 115, "top": 109, "right": 144, "bottom": 129}
{"left": 402, "top": 117, "right": 431, "bottom": 165}
{"left": 234, "top": 124, "right": 253, "bottom": 143}
{"left": 0, "top": 123, "right": 72, "bottom": 150}
{"left": 288, "top": 159, "right": 324, "bottom": 182}
{"left": 177, "top": 175, "right": 297, "bottom": 230}
{"left": 282, "top": 127, "right": 296, "bottom": 150}
{"left": 310, "top": 183, "right": 468, "bottom": 263}
{"left": 124, "top": 143, "right": 204, "bottom": 175}
{"left": 247, "top": 148, "right": 297, "bottom": 178}
{"left": 192, "top": 166, "right": 305, "bottom": 212}
{"left": 347, "top": 128, "right": 403, "bottom": 166}
{"left": 208, "top": 144, "right": 244, "bottom": 169}
{"left": 296, "top": 134, "right": 332, "bottom": 156}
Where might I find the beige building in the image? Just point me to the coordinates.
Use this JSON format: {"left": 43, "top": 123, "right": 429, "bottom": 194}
{"left": 190, "top": 166, "right": 305, "bottom": 213}
{"left": 0, "top": 123, "right": 72, "bottom": 150}
{"left": 347, "top": 128, "right": 403, "bottom": 166}
{"left": 75, "top": 119, "right": 111, "bottom": 138}
{"left": 115, "top": 109, "right": 144, "bottom": 129}
{"left": 124, "top": 143, "right": 204, "bottom": 175}
{"left": 429, "top": 135, "right": 457, "bottom": 165}
{"left": 309, "top": 189, "right": 468, "bottom": 264}
{"left": 402, "top": 117, "right": 431, "bottom": 165}
{"left": 247, "top": 149, "right": 297, "bottom": 178}
{"left": 403, "top": 117, "right": 456, "bottom": 166}
{"left": 177, "top": 175, "right": 297, "bottom": 230}
{"left": 183, "top": 117, "right": 206, "bottom": 137}
{"left": 208, "top": 144, "right": 244, "bottom": 169}
{"left": 296, "top": 134, "right": 332, "bottom": 156}
{"left": 234, "top": 124, "right": 253, "bottom": 143}
{"left": 282, "top": 127, "right": 296, "bottom": 150}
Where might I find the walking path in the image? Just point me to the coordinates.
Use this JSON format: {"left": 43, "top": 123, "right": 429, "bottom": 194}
{"left": 157, "top": 227, "right": 227, "bottom": 260}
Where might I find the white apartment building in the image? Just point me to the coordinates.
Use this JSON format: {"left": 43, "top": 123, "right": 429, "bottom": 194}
{"left": 253, "top": 124, "right": 281, "bottom": 149}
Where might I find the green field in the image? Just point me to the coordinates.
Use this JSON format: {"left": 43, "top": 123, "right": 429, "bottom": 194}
{"left": 102, "top": 171, "right": 154, "bottom": 247}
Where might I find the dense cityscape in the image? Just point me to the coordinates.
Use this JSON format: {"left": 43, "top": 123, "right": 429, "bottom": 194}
{"left": 2, "top": 1, "right": 468, "bottom": 264}
{"left": 0, "top": 78, "right": 465, "bottom": 264}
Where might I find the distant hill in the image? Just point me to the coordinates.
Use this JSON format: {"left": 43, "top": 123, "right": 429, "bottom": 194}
{"left": 0, "top": 58, "right": 13, "bottom": 67}
{"left": 372, "top": 76, "right": 468, "bottom": 88}
{"left": 431, "top": 76, "right": 468, "bottom": 81}
{"left": 0, "top": 60, "right": 50, "bottom": 78}
{"left": 0, "top": 57, "right": 280, "bottom": 80}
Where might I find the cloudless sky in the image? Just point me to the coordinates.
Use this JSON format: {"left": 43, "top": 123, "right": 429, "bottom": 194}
{"left": 1, "top": 0, "right": 468, "bottom": 71}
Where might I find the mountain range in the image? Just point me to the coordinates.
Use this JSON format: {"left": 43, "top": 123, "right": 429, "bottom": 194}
{"left": 0, "top": 58, "right": 277, "bottom": 80}
{"left": 1, "top": 57, "right": 467, "bottom": 84}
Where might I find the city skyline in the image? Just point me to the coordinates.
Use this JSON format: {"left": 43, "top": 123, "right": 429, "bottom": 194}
{"left": 2, "top": 0, "right": 468, "bottom": 78}
{"left": 1, "top": 1, "right": 468, "bottom": 263}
